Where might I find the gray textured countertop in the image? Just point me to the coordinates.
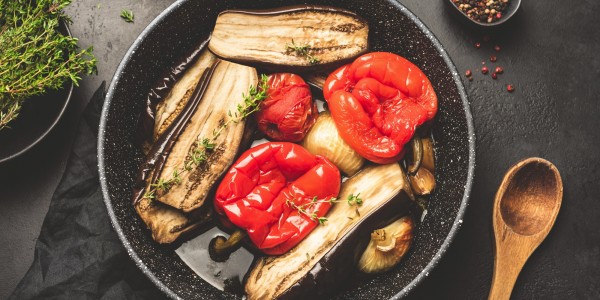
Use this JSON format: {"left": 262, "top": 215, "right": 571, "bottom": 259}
{"left": 1, "top": 0, "right": 598, "bottom": 298}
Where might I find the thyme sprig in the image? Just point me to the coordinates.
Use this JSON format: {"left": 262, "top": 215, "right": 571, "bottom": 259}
{"left": 142, "top": 74, "right": 269, "bottom": 200}
{"left": 286, "top": 39, "right": 320, "bottom": 65}
{"left": 0, "top": 0, "right": 97, "bottom": 130}
{"left": 286, "top": 193, "right": 364, "bottom": 225}
{"left": 120, "top": 9, "right": 134, "bottom": 23}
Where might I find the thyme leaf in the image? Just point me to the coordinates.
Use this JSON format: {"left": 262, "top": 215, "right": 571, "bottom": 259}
{"left": 286, "top": 39, "right": 320, "bottom": 65}
{"left": 120, "top": 9, "right": 134, "bottom": 23}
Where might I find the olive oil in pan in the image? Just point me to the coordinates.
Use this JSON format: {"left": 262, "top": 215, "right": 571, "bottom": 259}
{"left": 175, "top": 227, "right": 255, "bottom": 295}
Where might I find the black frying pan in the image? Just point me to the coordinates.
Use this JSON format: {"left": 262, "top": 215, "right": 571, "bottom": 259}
{"left": 98, "top": 0, "right": 475, "bottom": 298}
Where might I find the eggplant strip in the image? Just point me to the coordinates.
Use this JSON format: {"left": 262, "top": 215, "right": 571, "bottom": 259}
{"left": 209, "top": 6, "right": 369, "bottom": 71}
{"left": 148, "top": 60, "right": 258, "bottom": 212}
{"left": 136, "top": 38, "right": 209, "bottom": 145}
{"left": 132, "top": 63, "right": 218, "bottom": 243}
{"left": 154, "top": 50, "right": 217, "bottom": 140}
{"left": 244, "top": 163, "right": 412, "bottom": 300}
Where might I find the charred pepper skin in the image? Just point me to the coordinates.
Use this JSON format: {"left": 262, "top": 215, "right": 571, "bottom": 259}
{"left": 214, "top": 142, "right": 341, "bottom": 255}
{"left": 323, "top": 52, "right": 438, "bottom": 164}
{"left": 256, "top": 73, "right": 318, "bottom": 142}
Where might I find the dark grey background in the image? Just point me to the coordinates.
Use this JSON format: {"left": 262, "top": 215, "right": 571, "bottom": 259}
{"left": 0, "top": 0, "right": 598, "bottom": 299}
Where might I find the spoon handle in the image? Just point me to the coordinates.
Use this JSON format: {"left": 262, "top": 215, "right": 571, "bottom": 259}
{"left": 488, "top": 235, "right": 533, "bottom": 300}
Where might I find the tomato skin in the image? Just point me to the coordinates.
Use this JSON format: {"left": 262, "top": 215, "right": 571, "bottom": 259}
{"left": 214, "top": 142, "right": 341, "bottom": 255}
{"left": 323, "top": 52, "right": 438, "bottom": 163}
{"left": 256, "top": 73, "right": 318, "bottom": 142}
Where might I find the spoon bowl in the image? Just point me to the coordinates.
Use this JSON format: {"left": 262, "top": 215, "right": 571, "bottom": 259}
{"left": 499, "top": 159, "right": 562, "bottom": 235}
{"left": 489, "top": 157, "right": 563, "bottom": 300}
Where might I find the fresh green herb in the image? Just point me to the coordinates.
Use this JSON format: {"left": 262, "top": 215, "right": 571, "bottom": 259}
{"left": 286, "top": 193, "right": 364, "bottom": 225}
{"left": 286, "top": 39, "right": 320, "bottom": 65}
{"left": 347, "top": 193, "right": 363, "bottom": 206}
{"left": 142, "top": 74, "right": 269, "bottom": 200}
{"left": 120, "top": 9, "right": 134, "bottom": 23}
{"left": 0, "top": 0, "right": 97, "bottom": 130}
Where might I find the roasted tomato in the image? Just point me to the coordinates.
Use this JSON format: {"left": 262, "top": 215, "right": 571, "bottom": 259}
{"left": 323, "top": 52, "right": 438, "bottom": 164}
{"left": 256, "top": 73, "right": 318, "bottom": 142}
{"left": 214, "top": 142, "right": 341, "bottom": 255}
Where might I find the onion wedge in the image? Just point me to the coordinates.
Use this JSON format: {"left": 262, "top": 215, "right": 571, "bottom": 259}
{"left": 208, "top": 6, "right": 369, "bottom": 71}
{"left": 244, "top": 163, "right": 412, "bottom": 300}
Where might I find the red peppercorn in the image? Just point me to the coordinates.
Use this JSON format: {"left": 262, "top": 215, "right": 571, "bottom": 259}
{"left": 481, "top": 66, "right": 489, "bottom": 74}
{"left": 494, "top": 45, "right": 501, "bottom": 52}
{"left": 492, "top": 72, "right": 498, "bottom": 79}
{"left": 490, "top": 55, "right": 497, "bottom": 62}
{"left": 507, "top": 84, "right": 514, "bottom": 92}
{"left": 495, "top": 66, "right": 504, "bottom": 74}
{"left": 465, "top": 69, "right": 472, "bottom": 77}
{"left": 475, "top": 42, "right": 481, "bottom": 49}
{"left": 496, "top": 12, "right": 502, "bottom": 19}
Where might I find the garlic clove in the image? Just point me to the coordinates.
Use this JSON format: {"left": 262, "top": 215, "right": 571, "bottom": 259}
{"left": 358, "top": 217, "right": 414, "bottom": 274}
{"left": 409, "top": 167, "right": 436, "bottom": 196}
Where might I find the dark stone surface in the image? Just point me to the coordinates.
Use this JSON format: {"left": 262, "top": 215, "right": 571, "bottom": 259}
{"left": 0, "top": 0, "right": 598, "bottom": 298}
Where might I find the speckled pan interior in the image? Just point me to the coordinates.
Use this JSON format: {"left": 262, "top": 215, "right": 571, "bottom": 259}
{"left": 98, "top": 0, "right": 475, "bottom": 299}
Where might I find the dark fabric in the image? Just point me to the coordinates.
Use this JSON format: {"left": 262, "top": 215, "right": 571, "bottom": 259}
{"left": 10, "top": 83, "right": 163, "bottom": 300}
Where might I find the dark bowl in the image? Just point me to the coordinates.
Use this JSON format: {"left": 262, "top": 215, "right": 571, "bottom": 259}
{"left": 445, "top": 0, "right": 521, "bottom": 27}
{"left": 0, "top": 23, "right": 74, "bottom": 164}
{"left": 99, "top": 0, "right": 476, "bottom": 299}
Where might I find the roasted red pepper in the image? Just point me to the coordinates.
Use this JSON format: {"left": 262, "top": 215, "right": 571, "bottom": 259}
{"left": 323, "top": 52, "right": 438, "bottom": 164}
{"left": 214, "top": 142, "right": 341, "bottom": 255}
{"left": 256, "top": 73, "right": 318, "bottom": 142}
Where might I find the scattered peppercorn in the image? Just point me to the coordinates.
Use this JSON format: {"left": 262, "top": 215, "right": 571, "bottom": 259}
{"left": 453, "top": 0, "right": 510, "bottom": 23}
{"left": 490, "top": 55, "right": 497, "bottom": 62}
{"left": 465, "top": 69, "right": 472, "bottom": 77}
{"left": 491, "top": 72, "right": 498, "bottom": 79}
{"left": 495, "top": 66, "right": 504, "bottom": 74}
{"left": 475, "top": 42, "right": 481, "bottom": 49}
{"left": 507, "top": 84, "right": 514, "bottom": 92}
{"left": 494, "top": 45, "right": 501, "bottom": 51}
{"left": 482, "top": 66, "right": 489, "bottom": 74}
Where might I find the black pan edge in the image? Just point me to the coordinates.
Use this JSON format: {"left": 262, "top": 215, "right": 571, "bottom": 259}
{"left": 387, "top": 1, "right": 475, "bottom": 298}
{"left": 98, "top": 0, "right": 476, "bottom": 299}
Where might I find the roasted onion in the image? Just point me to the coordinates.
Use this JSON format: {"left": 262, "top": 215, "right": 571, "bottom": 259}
{"left": 302, "top": 111, "right": 364, "bottom": 176}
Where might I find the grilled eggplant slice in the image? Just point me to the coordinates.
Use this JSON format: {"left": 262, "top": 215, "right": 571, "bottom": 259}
{"left": 245, "top": 163, "right": 412, "bottom": 300}
{"left": 136, "top": 39, "right": 209, "bottom": 146}
{"left": 153, "top": 50, "right": 217, "bottom": 140}
{"left": 209, "top": 6, "right": 369, "bottom": 71}
{"left": 135, "top": 60, "right": 258, "bottom": 214}
{"left": 135, "top": 196, "right": 211, "bottom": 244}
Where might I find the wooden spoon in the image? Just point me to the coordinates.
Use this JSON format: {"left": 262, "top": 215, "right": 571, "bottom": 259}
{"left": 489, "top": 157, "right": 563, "bottom": 300}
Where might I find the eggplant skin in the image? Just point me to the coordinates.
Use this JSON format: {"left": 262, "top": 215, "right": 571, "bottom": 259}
{"left": 244, "top": 164, "right": 412, "bottom": 300}
{"left": 209, "top": 5, "right": 369, "bottom": 72}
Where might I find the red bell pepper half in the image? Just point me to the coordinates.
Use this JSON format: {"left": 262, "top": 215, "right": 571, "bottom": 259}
{"left": 323, "top": 52, "right": 438, "bottom": 164}
{"left": 256, "top": 73, "right": 318, "bottom": 142}
{"left": 214, "top": 142, "right": 341, "bottom": 255}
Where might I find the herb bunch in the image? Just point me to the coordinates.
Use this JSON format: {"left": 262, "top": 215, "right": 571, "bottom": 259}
{"left": 0, "top": 0, "right": 97, "bottom": 130}
{"left": 143, "top": 74, "right": 269, "bottom": 201}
